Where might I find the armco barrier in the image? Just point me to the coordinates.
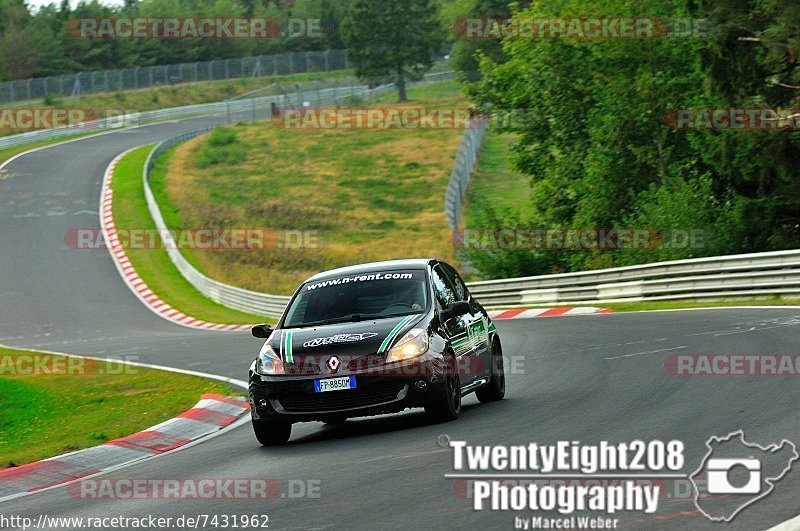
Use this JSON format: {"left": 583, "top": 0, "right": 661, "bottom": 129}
{"left": 0, "top": 78, "right": 369, "bottom": 151}
{"left": 0, "top": 70, "right": 457, "bottom": 151}
{"left": 466, "top": 249, "right": 800, "bottom": 307}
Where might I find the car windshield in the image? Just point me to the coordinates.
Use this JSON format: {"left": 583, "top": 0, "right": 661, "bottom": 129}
{"left": 283, "top": 270, "right": 429, "bottom": 328}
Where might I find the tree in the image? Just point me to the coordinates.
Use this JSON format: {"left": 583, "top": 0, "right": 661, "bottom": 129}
{"left": 451, "top": 0, "right": 528, "bottom": 81}
{"left": 320, "top": 0, "right": 345, "bottom": 49}
{"left": 342, "top": 0, "right": 444, "bottom": 102}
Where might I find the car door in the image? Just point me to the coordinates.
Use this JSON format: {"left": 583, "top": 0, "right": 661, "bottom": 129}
{"left": 441, "top": 263, "right": 491, "bottom": 381}
{"left": 430, "top": 264, "right": 476, "bottom": 386}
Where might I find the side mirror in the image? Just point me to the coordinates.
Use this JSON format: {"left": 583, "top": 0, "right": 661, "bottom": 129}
{"left": 440, "top": 301, "right": 471, "bottom": 322}
{"left": 251, "top": 324, "right": 274, "bottom": 339}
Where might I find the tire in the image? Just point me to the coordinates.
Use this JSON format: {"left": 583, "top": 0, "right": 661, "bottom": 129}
{"left": 425, "top": 353, "right": 461, "bottom": 422}
{"left": 475, "top": 338, "right": 505, "bottom": 403}
{"left": 252, "top": 419, "right": 292, "bottom": 446}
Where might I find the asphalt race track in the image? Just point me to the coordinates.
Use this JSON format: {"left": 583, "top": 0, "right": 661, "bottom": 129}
{"left": 1, "top": 118, "right": 799, "bottom": 530}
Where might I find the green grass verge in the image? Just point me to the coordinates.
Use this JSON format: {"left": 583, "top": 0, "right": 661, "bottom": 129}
{"left": 464, "top": 131, "right": 530, "bottom": 227}
{"left": 599, "top": 298, "right": 800, "bottom": 313}
{"left": 373, "top": 79, "right": 464, "bottom": 103}
{"left": 497, "top": 298, "right": 800, "bottom": 313}
{"left": 111, "top": 146, "right": 271, "bottom": 324}
{"left": 0, "top": 348, "right": 235, "bottom": 468}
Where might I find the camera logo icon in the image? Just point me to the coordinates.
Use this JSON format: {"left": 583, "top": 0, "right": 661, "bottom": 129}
{"left": 706, "top": 458, "right": 761, "bottom": 494}
{"left": 691, "top": 431, "right": 798, "bottom": 522}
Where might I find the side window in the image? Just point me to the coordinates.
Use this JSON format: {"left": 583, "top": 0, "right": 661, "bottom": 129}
{"left": 442, "top": 264, "right": 468, "bottom": 302}
{"left": 430, "top": 266, "right": 456, "bottom": 308}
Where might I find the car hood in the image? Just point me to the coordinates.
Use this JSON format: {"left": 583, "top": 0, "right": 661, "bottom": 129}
{"left": 269, "top": 314, "right": 425, "bottom": 374}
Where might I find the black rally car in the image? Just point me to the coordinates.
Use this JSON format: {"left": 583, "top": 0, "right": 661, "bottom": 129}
{"left": 248, "top": 259, "right": 505, "bottom": 445}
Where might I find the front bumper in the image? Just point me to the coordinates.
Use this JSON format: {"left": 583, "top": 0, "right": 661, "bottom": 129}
{"left": 248, "top": 354, "right": 448, "bottom": 423}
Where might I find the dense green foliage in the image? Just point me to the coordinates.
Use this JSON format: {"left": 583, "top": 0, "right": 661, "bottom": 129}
{"left": 462, "top": 0, "right": 800, "bottom": 278}
{"left": 0, "top": 0, "right": 346, "bottom": 80}
{"left": 0, "top": 0, "right": 470, "bottom": 82}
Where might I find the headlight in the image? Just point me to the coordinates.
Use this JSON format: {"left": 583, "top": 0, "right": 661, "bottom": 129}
{"left": 256, "top": 344, "right": 285, "bottom": 375}
{"left": 386, "top": 328, "right": 429, "bottom": 363}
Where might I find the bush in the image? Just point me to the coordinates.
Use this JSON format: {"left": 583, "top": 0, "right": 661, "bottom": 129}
{"left": 42, "top": 94, "right": 60, "bottom": 106}
{"left": 195, "top": 128, "right": 245, "bottom": 167}
{"left": 207, "top": 127, "right": 237, "bottom": 147}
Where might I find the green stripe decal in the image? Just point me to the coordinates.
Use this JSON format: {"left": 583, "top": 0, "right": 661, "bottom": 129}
{"left": 283, "top": 330, "right": 294, "bottom": 363}
{"left": 379, "top": 315, "right": 415, "bottom": 354}
{"left": 488, "top": 322, "right": 497, "bottom": 333}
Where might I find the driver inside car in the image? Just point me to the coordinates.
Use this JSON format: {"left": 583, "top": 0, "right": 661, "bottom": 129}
{"left": 402, "top": 283, "right": 424, "bottom": 311}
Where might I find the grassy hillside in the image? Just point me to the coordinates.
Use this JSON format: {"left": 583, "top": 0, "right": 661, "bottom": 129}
{"left": 153, "top": 80, "right": 468, "bottom": 294}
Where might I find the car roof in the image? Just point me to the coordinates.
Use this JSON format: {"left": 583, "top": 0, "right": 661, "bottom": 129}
{"left": 304, "top": 259, "right": 436, "bottom": 283}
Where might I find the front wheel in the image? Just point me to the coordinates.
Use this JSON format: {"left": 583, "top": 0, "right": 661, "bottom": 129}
{"left": 425, "top": 354, "right": 461, "bottom": 422}
{"left": 475, "top": 338, "right": 505, "bottom": 403}
{"left": 252, "top": 419, "right": 292, "bottom": 446}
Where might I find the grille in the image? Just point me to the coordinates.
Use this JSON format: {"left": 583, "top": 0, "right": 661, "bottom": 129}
{"left": 274, "top": 382, "right": 407, "bottom": 413}
{"left": 347, "top": 353, "right": 387, "bottom": 371}
{"left": 285, "top": 362, "right": 321, "bottom": 376}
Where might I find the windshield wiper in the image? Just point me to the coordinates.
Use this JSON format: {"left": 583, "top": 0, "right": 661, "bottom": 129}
{"left": 291, "top": 313, "right": 388, "bottom": 328}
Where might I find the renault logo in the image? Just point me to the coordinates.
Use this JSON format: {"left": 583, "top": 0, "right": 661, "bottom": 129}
{"left": 327, "top": 356, "right": 341, "bottom": 372}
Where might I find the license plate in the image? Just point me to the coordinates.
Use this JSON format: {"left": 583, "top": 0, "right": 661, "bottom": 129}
{"left": 314, "top": 376, "right": 356, "bottom": 393}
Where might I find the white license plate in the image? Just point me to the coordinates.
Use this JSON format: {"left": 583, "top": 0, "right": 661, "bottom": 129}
{"left": 314, "top": 376, "right": 356, "bottom": 393}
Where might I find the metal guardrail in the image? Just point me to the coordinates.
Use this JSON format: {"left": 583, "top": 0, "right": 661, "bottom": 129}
{"left": 0, "top": 77, "right": 370, "bottom": 151}
{"left": 0, "top": 68, "right": 457, "bottom": 151}
{"left": 445, "top": 116, "right": 488, "bottom": 230}
{"left": 140, "top": 72, "right": 456, "bottom": 318}
{"left": 0, "top": 50, "right": 352, "bottom": 104}
{"left": 466, "top": 249, "right": 800, "bottom": 307}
